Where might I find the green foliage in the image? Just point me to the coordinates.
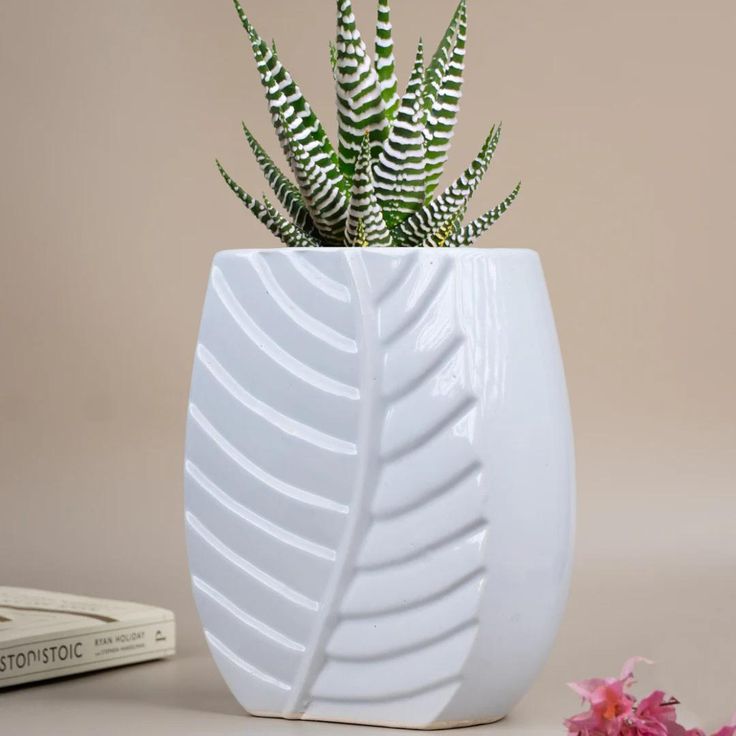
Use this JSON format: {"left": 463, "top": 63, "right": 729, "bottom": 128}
{"left": 347, "top": 136, "right": 393, "bottom": 247}
{"left": 373, "top": 40, "right": 428, "bottom": 229}
{"left": 219, "top": 0, "right": 520, "bottom": 247}
{"left": 375, "top": 0, "right": 400, "bottom": 121}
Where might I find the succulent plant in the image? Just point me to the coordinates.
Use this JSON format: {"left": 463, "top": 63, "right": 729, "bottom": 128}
{"left": 218, "top": 0, "right": 520, "bottom": 247}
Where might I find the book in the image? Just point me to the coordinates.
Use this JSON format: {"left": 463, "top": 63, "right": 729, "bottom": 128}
{"left": 0, "top": 587, "right": 175, "bottom": 689}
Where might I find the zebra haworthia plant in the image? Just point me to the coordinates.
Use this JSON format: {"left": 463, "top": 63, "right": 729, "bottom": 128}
{"left": 219, "top": 0, "right": 521, "bottom": 248}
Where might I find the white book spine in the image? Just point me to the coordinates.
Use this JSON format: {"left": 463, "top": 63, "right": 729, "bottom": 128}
{"left": 0, "top": 618, "right": 175, "bottom": 689}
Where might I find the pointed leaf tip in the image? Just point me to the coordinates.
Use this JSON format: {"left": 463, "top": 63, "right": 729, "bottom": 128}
{"left": 423, "top": 0, "right": 468, "bottom": 200}
{"left": 347, "top": 135, "right": 393, "bottom": 247}
{"left": 375, "top": 0, "right": 399, "bottom": 121}
{"left": 335, "top": 0, "right": 389, "bottom": 178}
{"left": 240, "top": 123, "right": 316, "bottom": 233}
{"left": 445, "top": 181, "right": 522, "bottom": 247}
{"left": 372, "top": 35, "right": 429, "bottom": 229}
{"left": 232, "top": 0, "right": 253, "bottom": 36}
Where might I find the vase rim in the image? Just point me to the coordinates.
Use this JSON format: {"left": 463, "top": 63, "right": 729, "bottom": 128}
{"left": 215, "top": 247, "right": 539, "bottom": 259}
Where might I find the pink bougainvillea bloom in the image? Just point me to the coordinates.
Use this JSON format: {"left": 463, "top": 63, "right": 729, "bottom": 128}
{"left": 710, "top": 714, "right": 736, "bottom": 736}
{"left": 628, "top": 690, "right": 679, "bottom": 736}
{"left": 565, "top": 658, "right": 651, "bottom": 735}
{"left": 564, "top": 687, "right": 634, "bottom": 735}
{"left": 564, "top": 660, "right": 734, "bottom": 736}
{"left": 671, "top": 713, "right": 736, "bottom": 736}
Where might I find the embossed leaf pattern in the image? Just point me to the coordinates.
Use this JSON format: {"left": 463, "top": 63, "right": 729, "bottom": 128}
{"left": 185, "top": 251, "right": 487, "bottom": 722}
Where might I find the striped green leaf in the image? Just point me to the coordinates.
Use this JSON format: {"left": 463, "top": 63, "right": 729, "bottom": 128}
{"left": 424, "top": 1, "right": 464, "bottom": 111}
{"left": 374, "top": 41, "right": 428, "bottom": 229}
{"left": 261, "top": 196, "right": 320, "bottom": 247}
{"left": 346, "top": 137, "right": 393, "bottom": 247}
{"left": 232, "top": 2, "right": 345, "bottom": 192}
{"left": 393, "top": 124, "right": 500, "bottom": 246}
{"left": 217, "top": 161, "right": 320, "bottom": 247}
{"left": 241, "top": 124, "right": 315, "bottom": 233}
{"left": 444, "top": 182, "right": 522, "bottom": 247}
{"left": 279, "top": 113, "right": 349, "bottom": 245}
{"left": 375, "top": 0, "right": 400, "bottom": 122}
{"left": 424, "top": 0, "right": 467, "bottom": 201}
{"left": 335, "top": 0, "right": 389, "bottom": 179}
{"left": 221, "top": 0, "right": 520, "bottom": 248}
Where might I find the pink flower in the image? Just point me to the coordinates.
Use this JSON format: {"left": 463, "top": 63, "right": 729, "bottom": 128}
{"left": 666, "top": 724, "right": 705, "bottom": 736}
{"left": 564, "top": 659, "right": 734, "bottom": 736}
{"left": 669, "top": 712, "right": 736, "bottom": 736}
{"left": 627, "top": 690, "right": 679, "bottom": 736}
{"left": 710, "top": 714, "right": 736, "bottom": 736}
{"left": 565, "top": 658, "right": 650, "bottom": 736}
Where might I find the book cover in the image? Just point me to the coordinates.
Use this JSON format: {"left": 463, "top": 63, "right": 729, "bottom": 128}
{"left": 0, "top": 587, "right": 175, "bottom": 689}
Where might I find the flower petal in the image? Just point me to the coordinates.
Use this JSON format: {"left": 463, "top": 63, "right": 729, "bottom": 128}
{"left": 621, "top": 656, "right": 654, "bottom": 681}
{"left": 569, "top": 677, "right": 610, "bottom": 700}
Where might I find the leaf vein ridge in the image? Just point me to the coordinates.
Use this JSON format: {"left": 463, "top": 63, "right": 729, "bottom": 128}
{"left": 340, "top": 569, "right": 485, "bottom": 620}
{"left": 328, "top": 618, "right": 478, "bottom": 663}
{"left": 186, "top": 460, "right": 337, "bottom": 560}
{"left": 193, "top": 576, "right": 306, "bottom": 651}
{"left": 286, "top": 252, "right": 352, "bottom": 303}
{"left": 188, "top": 404, "right": 349, "bottom": 514}
{"left": 251, "top": 253, "right": 358, "bottom": 353}
{"left": 374, "top": 461, "right": 482, "bottom": 521}
{"left": 358, "top": 521, "right": 487, "bottom": 572}
{"left": 381, "top": 396, "right": 477, "bottom": 464}
{"left": 310, "top": 675, "right": 462, "bottom": 704}
{"left": 383, "top": 335, "right": 464, "bottom": 404}
{"left": 204, "top": 630, "right": 292, "bottom": 691}
{"left": 381, "top": 262, "right": 453, "bottom": 346}
{"left": 196, "top": 344, "right": 357, "bottom": 456}
{"left": 212, "top": 266, "right": 359, "bottom": 399}
{"left": 187, "top": 511, "right": 320, "bottom": 610}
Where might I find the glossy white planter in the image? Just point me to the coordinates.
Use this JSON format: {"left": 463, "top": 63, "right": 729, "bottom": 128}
{"left": 184, "top": 248, "right": 574, "bottom": 730}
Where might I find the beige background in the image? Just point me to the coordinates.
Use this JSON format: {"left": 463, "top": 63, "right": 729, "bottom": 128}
{"left": 1, "top": 1, "right": 734, "bottom": 733}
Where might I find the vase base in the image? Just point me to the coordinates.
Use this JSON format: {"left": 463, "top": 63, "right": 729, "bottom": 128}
{"left": 246, "top": 710, "right": 508, "bottom": 731}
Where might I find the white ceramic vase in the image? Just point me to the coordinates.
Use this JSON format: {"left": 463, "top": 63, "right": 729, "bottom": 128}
{"left": 184, "top": 247, "right": 574, "bottom": 730}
